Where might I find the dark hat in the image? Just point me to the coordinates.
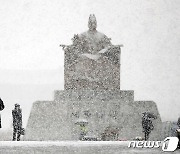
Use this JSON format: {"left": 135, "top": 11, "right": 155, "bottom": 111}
{"left": 15, "top": 103, "right": 20, "bottom": 107}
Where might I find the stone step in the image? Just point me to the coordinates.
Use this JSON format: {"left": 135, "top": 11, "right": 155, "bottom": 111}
{"left": 54, "top": 90, "right": 134, "bottom": 102}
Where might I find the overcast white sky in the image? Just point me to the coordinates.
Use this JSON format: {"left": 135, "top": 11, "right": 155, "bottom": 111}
{"left": 0, "top": 0, "right": 180, "bottom": 129}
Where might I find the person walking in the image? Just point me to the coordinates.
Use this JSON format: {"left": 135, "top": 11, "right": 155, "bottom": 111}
{"left": 0, "top": 98, "right": 5, "bottom": 128}
{"left": 176, "top": 117, "right": 180, "bottom": 149}
{"left": 142, "top": 112, "right": 156, "bottom": 140}
{"left": 12, "top": 103, "right": 22, "bottom": 141}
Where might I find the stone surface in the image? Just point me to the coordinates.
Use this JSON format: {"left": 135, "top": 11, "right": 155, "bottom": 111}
{"left": 25, "top": 90, "right": 162, "bottom": 141}
{"left": 162, "top": 121, "right": 178, "bottom": 139}
{"left": 64, "top": 48, "right": 121, "bottom": 90}
{"left": 25, "top": 101, "right": 71, "bottom": 140}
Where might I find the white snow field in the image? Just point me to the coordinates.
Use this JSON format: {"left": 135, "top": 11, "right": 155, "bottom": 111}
{"left": 0, "top": 141, "right": 179, "bottom": 154}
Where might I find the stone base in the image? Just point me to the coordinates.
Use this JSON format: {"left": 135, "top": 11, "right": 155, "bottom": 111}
{"left": 24, "top": 90, "right": 162, "bottom": 141}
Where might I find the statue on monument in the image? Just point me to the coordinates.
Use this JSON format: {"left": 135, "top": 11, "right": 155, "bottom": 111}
{"left": 61, "top": 14, "right": 122, "bottom": 60}
{"left": 60, "top": 14, "right": 123, "bottom": 90}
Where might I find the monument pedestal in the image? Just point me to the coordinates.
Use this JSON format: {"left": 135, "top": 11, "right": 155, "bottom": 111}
{"left": 25, "top": 90, "right": 162, "bottom": 141}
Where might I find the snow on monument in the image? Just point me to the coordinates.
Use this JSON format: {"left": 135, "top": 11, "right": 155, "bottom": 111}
{"left": 24, "top": 15, "right": 162, "bottom": 141}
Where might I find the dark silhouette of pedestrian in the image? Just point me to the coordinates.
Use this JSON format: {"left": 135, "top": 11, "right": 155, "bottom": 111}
{"left": 0, "top": 98, "right": 5, "bottom": 128}
{"left": 177, "top": 117, "right": 180, "bottom": 149}
{"left": 142, "top": 112, "right": 156, "bottom": 140}
{"left": 177, "top": 117, "right": 180, "bottom": 128}
{"left": 12, "top": 104, "right": 22, "bottom": 141}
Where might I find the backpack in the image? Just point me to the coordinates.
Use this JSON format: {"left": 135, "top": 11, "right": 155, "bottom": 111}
{"left": 0, "top": 98, "right": 5, "bottom": 111}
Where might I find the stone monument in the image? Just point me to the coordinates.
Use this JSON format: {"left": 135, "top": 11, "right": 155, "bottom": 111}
{"left": 24, "top": 15, "right": 162, "bottom": 141}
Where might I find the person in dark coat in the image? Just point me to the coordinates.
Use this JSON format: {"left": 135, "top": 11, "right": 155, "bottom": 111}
{"left": 12, "top": 103, "right": 22, "bottom": 141}
{"left": 177, "top": 117, "right": 180, "bottom": 128}
{"left": 142, "top": 112, "right": 156, "bottom": 140}
{"left": 176, "top": 117, "right": 180, "bottom": 149}
{"left": 0, "top": 98, "right": 5, "bottom": 128}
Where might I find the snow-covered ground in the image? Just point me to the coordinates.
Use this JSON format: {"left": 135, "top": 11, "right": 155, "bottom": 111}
{"left": 0, "top": 141, "right": 179, "bottom": 154}
{"left": 0, "top": 141, "right": 129, "bottom": 147}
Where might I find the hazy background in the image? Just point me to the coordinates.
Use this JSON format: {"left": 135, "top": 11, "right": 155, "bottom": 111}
{"left": 0, "top": 0, "right": 180, "bottom": 130}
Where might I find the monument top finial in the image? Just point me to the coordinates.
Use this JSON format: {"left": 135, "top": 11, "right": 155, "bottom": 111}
{"left": 88, "top": 14, "right": 97, "bottom": 31}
